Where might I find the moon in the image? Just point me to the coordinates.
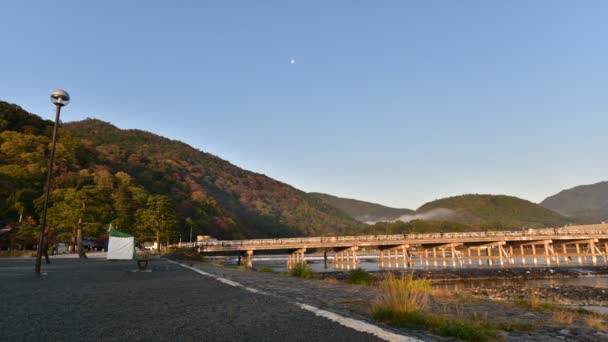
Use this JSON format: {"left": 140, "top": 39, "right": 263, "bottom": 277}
{"left": 290, "top": 59, "right": 296, "bottom": 64}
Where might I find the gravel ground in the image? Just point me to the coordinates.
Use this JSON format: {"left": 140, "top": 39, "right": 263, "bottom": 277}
{"left": 184, "top": 261, "right": 608, "bottom": 342}
{"left": 0, "top": 258, "right": 404, "bottom": 342}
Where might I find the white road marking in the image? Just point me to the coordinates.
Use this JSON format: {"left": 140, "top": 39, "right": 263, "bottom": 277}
{"left": 295, "top": 303, "right": 420, "bottom": 342}
{"left": 167, "top": 259, "right": 421, "bottom": 342}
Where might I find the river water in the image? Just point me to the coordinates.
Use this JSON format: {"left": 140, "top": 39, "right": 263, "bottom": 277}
{"left": 215, "top": 254, "right": 608, "bottom": 290}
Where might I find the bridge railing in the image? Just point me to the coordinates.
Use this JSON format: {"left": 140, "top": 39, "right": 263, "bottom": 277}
{"left": 196, "top": 226, "right": 608, "bottom": 248}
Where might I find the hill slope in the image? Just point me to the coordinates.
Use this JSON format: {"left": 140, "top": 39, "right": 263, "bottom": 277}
{"left": 310, "top": 192, "right": 415, "bottom": 223}
{"left": 0, "top": 100, "right": 360, "bottom": 241}
{"left": 416, "top": 194, "right": 570, "bottom": 229}
{"left": 541, "top": 181, "right": 608, "bottom": 223}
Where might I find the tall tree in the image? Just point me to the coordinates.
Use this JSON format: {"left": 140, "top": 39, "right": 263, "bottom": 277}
{"left": 43, "top": 185, "right": 114, "bottom": 258}
{"left": 135, "top": 195, "right": 177, "bottom": 251}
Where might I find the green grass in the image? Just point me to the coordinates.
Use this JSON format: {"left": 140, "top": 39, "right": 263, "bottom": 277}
{"left": 514, "top": 289, "right": 561, "bottom": 312}
{"left": 258, "top": 266, "right": 274, "bottom": 273}
{"left": 495, "top": 322, "right": 537, "bottom": 332}
{"left": 235, "top": 265, "right": 250, "bottom": 271}
{"left": 347, "top": 268, "right": 374, "bottom": 285}
{"left": 289, "top": 263, "right": 316, "bottom": 278}
{"left": 371, "top": 308, "right": 496, "bottom": 342}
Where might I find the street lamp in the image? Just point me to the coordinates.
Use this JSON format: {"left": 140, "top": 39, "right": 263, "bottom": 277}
{"left": 35, "top": 89, "right": 70, "bottom": 274}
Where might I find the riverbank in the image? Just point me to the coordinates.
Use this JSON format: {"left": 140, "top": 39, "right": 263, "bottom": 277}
{"left": 171, "top": 255, "right": 608, "bottom": 341}
{"left": 320, "top": 265, "right": 608, "bottom": 282}
{"left": 322, "top": 266, "right": 608, "bottom": 311}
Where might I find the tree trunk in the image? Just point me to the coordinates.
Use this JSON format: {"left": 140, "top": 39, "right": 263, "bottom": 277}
{"left": 156, "top": 229, "right": 161, "bottom": 253}
{"left": 77, "top": 226, "right": 87, "bottom": 259}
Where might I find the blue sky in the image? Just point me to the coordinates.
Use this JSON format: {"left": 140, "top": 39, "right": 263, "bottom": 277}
{"left": 2, "top": 1, "right": 607, "bottom": 209}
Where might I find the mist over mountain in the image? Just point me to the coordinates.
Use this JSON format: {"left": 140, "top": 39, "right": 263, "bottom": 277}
{"left": 309, "top": 193, "right": 415, "bottom": 223}
{"left": 541, "top": 181, "right": 608, "bottom": 223}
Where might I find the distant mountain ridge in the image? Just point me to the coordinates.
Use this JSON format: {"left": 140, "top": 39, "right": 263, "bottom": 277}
{"left": 309, "top": 193, "right": 414, "bottom": 223}
{"left": 417, "top": 194, "right": 570, "bottom": 228}
{"left": 312, "top": 191, "right": 570, "bottom": 229}
{"left": 541, "top": 181, "right": 608, "bottom": 223}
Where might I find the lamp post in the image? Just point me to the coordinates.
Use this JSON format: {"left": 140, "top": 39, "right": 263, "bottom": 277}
{"left": 35, "top": 89, "right": 70, "bottom": 275}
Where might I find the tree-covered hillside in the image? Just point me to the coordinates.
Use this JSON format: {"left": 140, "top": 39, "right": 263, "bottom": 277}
{"left": 416, "top": 194, "right": 570, "bottom": 229}
{"left": 310, "top": 192, "right": 414, "bottom": 223}
{"left": 541, "top": 181, "right": 608, "bottom": 223}
{"left": 0, "top": 101, "right": 360, "bottom": 248}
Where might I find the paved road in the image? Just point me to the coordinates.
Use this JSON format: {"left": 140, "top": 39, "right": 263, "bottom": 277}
{"left": 0, "top": 258, "right": 389, "bottom": 341}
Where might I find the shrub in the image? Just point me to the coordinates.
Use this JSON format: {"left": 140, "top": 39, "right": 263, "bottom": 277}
{"left": 290, "top": 263, "right": 316, "bottom": 278}
{"left": 347, "top": 268, "right": 373, "bottom": 285}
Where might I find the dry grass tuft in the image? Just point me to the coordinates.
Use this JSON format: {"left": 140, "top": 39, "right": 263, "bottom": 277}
{"left": 553, "top": 310, "right": 575, "bottom": 324}
{"left": 371, "top": 272, "right": 431, "bottom": 314}
{"left": 585, "top": 315, "right": 607, "bottom": 331}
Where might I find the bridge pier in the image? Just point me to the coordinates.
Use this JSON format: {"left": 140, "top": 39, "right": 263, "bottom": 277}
{"left": 420, "top": 243, "right": 461, "bottom": 269}
{"left": 287, "top": 248, "right": 306, "bottom": 270}
{"left": 334, "top": 246, "right": 358, "bottom": 267}
{"left": 241, "top": 250, "right": 253, "bottom": 268}
{"left": 378, "top": 245, "right": 409, "bottom": 269}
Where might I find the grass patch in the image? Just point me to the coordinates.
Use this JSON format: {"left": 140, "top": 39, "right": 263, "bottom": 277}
{"left": 258, "top": 266, "right": 274, "bottom": 273}
{"left": 514, "top": 289, "right": 561, "bottom": 312}
{"left": 584, "top": 315, "right": 608, "bottom": 331}
{"left": 368, "top": 273, "right": 529, "bottom": 341}
{"left": 371, "top": 272, "right": 431, "bottom": 313}
{"left": 289, "top": 263, "right": 316, "bottom": 278}
{"left": 371, "top": 309, "right": 496, "bottom": 342}
{"left": 495, "top": 322, "right": 536, "bottom": 332}
{"left": 0, "top": 250, "right": 34, "bottom": 258}
{"left": 235, "top": 265, "right": 250, "bottom": 271}
{"left": 347, "top": 268, "right": 373, "bottom": 285}
{"left": 553, "top": 310, "right": 575, "bottom": 324}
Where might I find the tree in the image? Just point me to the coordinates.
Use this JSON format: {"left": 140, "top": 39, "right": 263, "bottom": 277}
{"left": 135, "top": 195, "right": 177, "bottom": 251}
{"left": 43, "top": 186, "right": 114, "bottom": 258}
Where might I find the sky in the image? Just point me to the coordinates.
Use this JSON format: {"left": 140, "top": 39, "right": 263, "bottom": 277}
{"left": 2, "top": 1, "right": 607, "bottom": 209}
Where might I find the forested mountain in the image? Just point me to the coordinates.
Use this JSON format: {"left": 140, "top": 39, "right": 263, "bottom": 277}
{"left": 0, "top": 100, "right": 360, "bottom": 247}
{"left": 541, "top": 181, "right": 608, "bottom": 223}
{"left": 416, "top": 194, "right": 570, "bottom": 229}
{"left": 310, "top": 192, "right": 414, "bottom": 223}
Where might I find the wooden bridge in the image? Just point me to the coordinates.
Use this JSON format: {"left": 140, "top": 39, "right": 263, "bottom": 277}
{"left": 195, "top": 223, "right": 608, "bottom": 269}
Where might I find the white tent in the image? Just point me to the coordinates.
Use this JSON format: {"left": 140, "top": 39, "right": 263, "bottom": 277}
{"left": 107, "top": 229, "right": 135, "bottom": 260}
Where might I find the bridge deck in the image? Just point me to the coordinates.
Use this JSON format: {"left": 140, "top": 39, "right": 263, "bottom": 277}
{"left": 194, "top": 223, "right": 608, "bottom": 269}
{"left": 197, "top": 223, "right": 608, "bottom": 252}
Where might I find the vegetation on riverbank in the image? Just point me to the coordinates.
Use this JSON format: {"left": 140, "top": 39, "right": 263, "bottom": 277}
{"left": 289, "top": 263, "right": 316, "bottom": 278}
{"left": 369, "top": 273, "right": 498, "bottom": 341}
{"left": 163, "top": 248, "right": 203, "bottom": 261}
{"left": 514, "top": 289, "right": 608, "bottom": 330}
{"left": 346, "top": 268, "right": 374, "bottom": 285}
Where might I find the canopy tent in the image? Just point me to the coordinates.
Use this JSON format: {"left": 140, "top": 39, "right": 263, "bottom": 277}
{"left": 107, "top": 229, "right": 135, "bottom": 260}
